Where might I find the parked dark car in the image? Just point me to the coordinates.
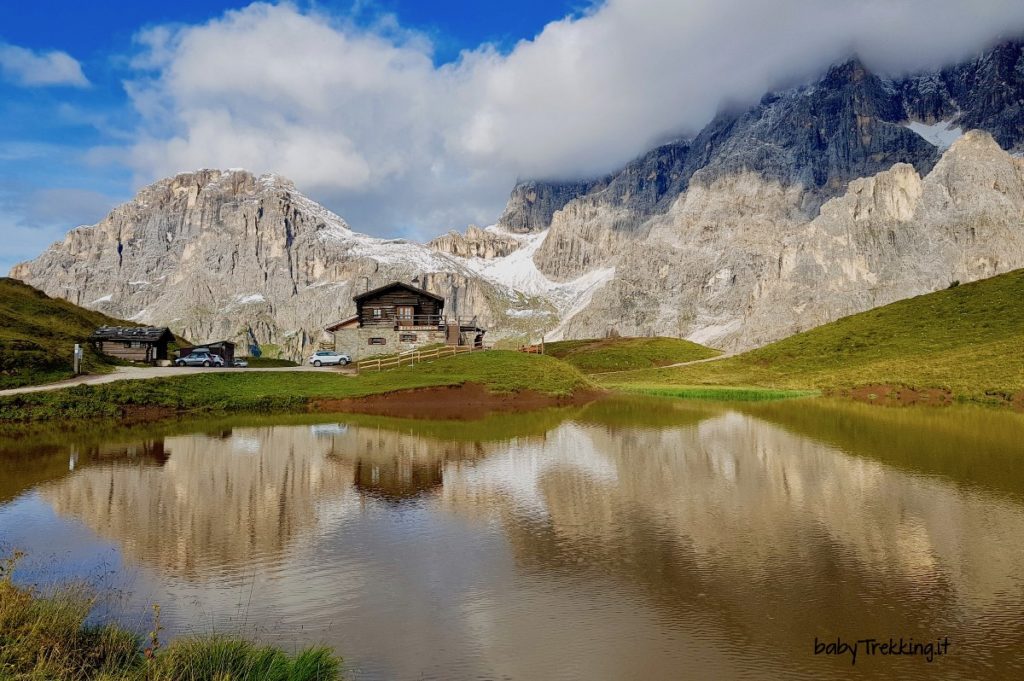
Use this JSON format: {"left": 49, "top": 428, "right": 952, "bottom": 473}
{"left": 176, "top": 351, "right": 225, "bottom": 367}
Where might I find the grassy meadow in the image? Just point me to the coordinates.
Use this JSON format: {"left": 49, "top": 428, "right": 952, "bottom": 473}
{"left": 543, "top": 336, "right": 720, "bottom": 373}
{"left": 611, "top": 384, "right": 818, "bottom": 401}
{"left": 4, "top": 270, "right": 1024, "bottom": 420}
{"left": 0, "top": 351, "right": 592, "bottom": 422}
{"left": 601, "top": 270, "right": 1024, "bottom": 403}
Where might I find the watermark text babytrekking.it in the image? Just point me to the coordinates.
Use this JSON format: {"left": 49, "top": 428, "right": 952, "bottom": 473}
{"left": 813, "top": 636, "right": 950, "bottom": 665}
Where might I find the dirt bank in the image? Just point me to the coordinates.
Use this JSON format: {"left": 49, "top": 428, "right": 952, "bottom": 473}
{"left": 833, "top": 384, "right": 954, "bottom": 407}
{"left": 313, "top": 383, "right": 605, "bottom": 420}
{"left": 829, "top": 384, "right": 1024, "bottom": 409}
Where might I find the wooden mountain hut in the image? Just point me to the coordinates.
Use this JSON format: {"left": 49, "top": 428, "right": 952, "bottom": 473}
{"left": 89, "top": 326, "right": 174, "bottom": 364}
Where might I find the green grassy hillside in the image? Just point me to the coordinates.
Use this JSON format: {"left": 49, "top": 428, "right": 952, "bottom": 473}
{"left": 0, "top": 278, "right": 137, "bottom": 389}
{"left": 602, "top": 270, "right": 1024, "bottom": 403}
{"left": 543, "top": 336, "right": 720, "bottom": 374}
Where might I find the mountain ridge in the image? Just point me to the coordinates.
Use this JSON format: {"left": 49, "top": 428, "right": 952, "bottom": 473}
{"left": 11, "top": 40, "right": 1024, "bottom": 358}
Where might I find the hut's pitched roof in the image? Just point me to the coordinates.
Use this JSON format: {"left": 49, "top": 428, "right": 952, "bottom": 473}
{"left": 181, "top": 339, "right": 235, "bottom": 349}
{"left": 325, "top": 315, "right": 359, "bottom": 332}
{"left": 89, "top": 326, "right": 174, "bottom": 342}
{"left": 353, "top": 281, "right": 445, "bottom": 304}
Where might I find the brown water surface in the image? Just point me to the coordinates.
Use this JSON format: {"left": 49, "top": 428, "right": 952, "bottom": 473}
{"left": 1, "top": 397, "right": 1022, "bottom": 680}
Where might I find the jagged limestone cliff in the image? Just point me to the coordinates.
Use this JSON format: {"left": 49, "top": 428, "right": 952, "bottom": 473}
{"left": 560, "top": 131, "right": 1024, "bottom": 348}
{"left": 427, "top": 225, "right": 521, "bottom": 259}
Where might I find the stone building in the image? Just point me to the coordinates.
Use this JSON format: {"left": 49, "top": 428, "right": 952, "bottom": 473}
{"left": 326, "top": 281, "right": 485, "bottom": 360}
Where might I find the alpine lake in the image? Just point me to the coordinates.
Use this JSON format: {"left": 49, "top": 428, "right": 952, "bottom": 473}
{"left": 2, "top": 395, "right": 1023, "bottom": 680}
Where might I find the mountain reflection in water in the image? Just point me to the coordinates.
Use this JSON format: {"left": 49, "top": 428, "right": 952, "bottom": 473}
{"left": 1, "top": 397, "right": 1022, "bottom": 680}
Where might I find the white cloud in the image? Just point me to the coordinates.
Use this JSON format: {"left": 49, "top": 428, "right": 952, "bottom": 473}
{"left": 120, "top": 0, "right": 1024, "bottom": 237}
{"left": 0, "top": 42, "right": 89, "bottom": 87}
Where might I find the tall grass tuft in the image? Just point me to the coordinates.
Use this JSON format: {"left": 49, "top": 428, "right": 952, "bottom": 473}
{"left": 149, "top": 637, "right": 339, "bottom": 681}
{"left": 0, "top": 552, "right": 141, "bottom": 679}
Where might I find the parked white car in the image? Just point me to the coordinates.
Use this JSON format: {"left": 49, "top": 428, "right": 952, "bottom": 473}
{"left": 308, "top": 350, "right": 351, "bottom": 367}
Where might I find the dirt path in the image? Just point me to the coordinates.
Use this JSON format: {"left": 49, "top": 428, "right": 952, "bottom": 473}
{"left": 586, "top": 352, "right": 738, "bottom": 378}
{"left": 0, "top": 364, "right": 350, "bottom": 397}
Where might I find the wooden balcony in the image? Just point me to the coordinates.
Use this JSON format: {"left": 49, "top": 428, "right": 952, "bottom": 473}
{"left": 360, "top": 314, "right": 484, "bottom": 331}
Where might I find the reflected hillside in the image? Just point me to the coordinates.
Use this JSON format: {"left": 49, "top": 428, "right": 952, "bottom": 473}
{"left": 442, "top": 411, "right": 1024, "bottom": 675}
{"left": 33, "top": 417, "right": 551, "bottom": 576}
{"left": 39, "top": 427, "right": 355, "bottom": 579}
{"left": 331, "top": 406, "right": 582, "bottom": 444}
{"left": 740, "top": 399, "right": 1024, "bottom": 499}
{"left": 573, "top": 394, "right": 724, "bottom": 430}
{"left": 0, "top": 438, "right": 169, "bottom": 504}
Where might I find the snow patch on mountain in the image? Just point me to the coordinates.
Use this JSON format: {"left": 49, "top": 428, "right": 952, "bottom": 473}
{"left": 449, "top": 226, "right": 615, "bottom": 327}
{"left": 904, "top": 119, "right": 964, "bottom": 150}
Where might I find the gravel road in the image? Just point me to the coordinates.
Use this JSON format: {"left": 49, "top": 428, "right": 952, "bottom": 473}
{"left": 0, "top": 364, "right": 349, "bottom": 397}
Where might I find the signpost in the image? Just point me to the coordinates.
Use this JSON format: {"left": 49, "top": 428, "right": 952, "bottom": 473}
{"left": 73, "top": 344, "right": 83, "bottom": 375}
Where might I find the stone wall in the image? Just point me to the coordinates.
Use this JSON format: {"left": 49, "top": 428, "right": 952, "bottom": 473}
{"left": 333, "top": 327, "right": 449, "bottom": 361}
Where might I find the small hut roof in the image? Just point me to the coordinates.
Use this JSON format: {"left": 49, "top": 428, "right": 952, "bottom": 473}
{"left": 89, "top": 326, "right": 174, "bottom": 342}
{"left": 352, "top": 281, "right": 444, "bottom": 304}
{"left": 325, "top": 315, "right": 359, "bottom": 332}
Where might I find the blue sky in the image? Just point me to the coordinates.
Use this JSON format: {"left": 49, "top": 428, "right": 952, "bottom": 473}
{"left": 3, "top": 1, "right": 587, "bottom": 66}
{"left": 3, "top": 0, "right": 1024, "bottom": 276}
{"left": 0, "top": 0, "right": 584, "bottom": 273}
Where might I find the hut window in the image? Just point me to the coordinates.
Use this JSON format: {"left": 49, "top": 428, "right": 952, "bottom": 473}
{"left": 372, "top": 308, "right": 382, "bottom": 318}
{"left": 368, "top": 337, "right": 387, "bottom": 345}
{"left": 400, "top": 333, "right": 417, "bottom": 342}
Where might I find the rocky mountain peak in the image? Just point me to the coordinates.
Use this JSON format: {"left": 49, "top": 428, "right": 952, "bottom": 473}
{"left": 135, "top": 169, "right": 295, "bottom": 205}
{"left": 496, "top": 177, "right": 610, "bottom": 233}
{"left": 821, "top": 56, "right": 871, "bottom": 85}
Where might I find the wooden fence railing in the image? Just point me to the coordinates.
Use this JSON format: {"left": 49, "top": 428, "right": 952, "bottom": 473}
{"left": 356, "top": 343, "right": 489, "bottom": 373}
